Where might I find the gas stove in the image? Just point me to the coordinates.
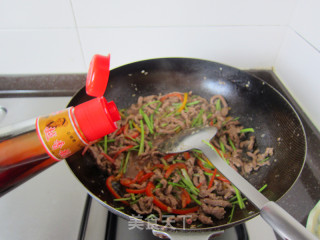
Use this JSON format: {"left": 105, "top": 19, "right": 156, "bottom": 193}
{"left": 0, "top": 70, "right": 319, "bottom": 240}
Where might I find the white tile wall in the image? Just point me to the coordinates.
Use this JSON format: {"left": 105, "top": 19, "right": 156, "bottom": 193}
{"left": 71, "top": 0, "right": 295, "bottom": 27}
{"left": 0, "top": 0, "right": 75, "bottom": 29}
{"left": 79, "top": 26, "right": 285, "bottom": 69}
{"left": 289, "top": 0, "right": 320, "bottom": 51}
{"left": 0, "top": 0, "right": 319, "bottom": 128}
{"left": 274, "top": 29, "right": 320, "bottom": 130}
{"left": 0, "top": 0, "right": 296, "bottom": 75}
{"left": 0, "top": 29, "right": 86, "bottom": 74}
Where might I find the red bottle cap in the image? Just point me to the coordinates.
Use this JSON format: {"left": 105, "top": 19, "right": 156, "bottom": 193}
{"left": 86, "top": 54, "right": 110, "bottom": 97}
{"left": 74, "top": 97, "right": 121, "bottom": 142}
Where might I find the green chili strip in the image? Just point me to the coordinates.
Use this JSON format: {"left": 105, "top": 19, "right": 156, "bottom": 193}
{"left": 233, "top": 186, "right": 245, "bottom": 209}
{"left": 204, "top": 172, "right": 213, "bottom": 177}
{"left": 131, "top": 193, "right": 136, "bottom": 201}
{"left": 192, "top": 149, "right": 203, "bottom": 154}
{"left": 228, "top": 204, "right": 236, "bottom": 223}
{"left": 207, "top": 112, "right": 213, "bottom": 119}
{"left": 139, "top": 108, "right": 154, "bottom": 134}
{"left": 215, "top": 99, "right": 221, "bottom": 111}
{"left": 187, "top": 100, "right": 201, "bottom": 106}
{"left": 174, "top": 126, "right": 181, "bottom": 132}
{"left": 142, "top": 100, "right": 161, "bottom": 109}
{"left": 129, "top": 120, "right": 133, "bottom": 129}
{"left": 230, "top": 184, "right": 268, "bottom": 203}
{"left": 125, "top": 135, "right": 140, "bottom": 143}
{"left": 123, "top": 151, "right": 131, "bottom": 174}
{"left": 219, "top": 140, "right": 226, "bottom": 154}
{"left": 120, "top": 109, "right": 127, "bottom": 117}
{"left": 113, "top": 197, "right": 132, "bottom": 201}
{"left": 202, "top": 140, "right": 229, "bottom": 165}
{"left": 191, "top": 109, "right": 204, "bottom": 127}
{"left": 164, "top": 111, "right": 175, "bottom": 118}
{"left": 189, "top": 193, "right": 202, "bottom": 206}
{"left": 104, "top": 135, "right": 108, "bottom": 153}
{"left": 240, "top": 128, "right": 255, "bottom": 133}
{"left": 233, "top": 117, "right": 240, "bottom": 121}
{"left": 160, "top": 158, "right": 168, "bottom": 166}
{"left": 180, "top": 169, "right": 199, "bottom": 195}
{"left": 228, "top": 137, "right": 236, "bottom": 151}
{"left": 167, "top": 182, "right": 185, "bottom": 188}
{"left": 258, "top": 184, "right": 268, "bottom": 192}
{"left": 259, "top": 157, "right": 270, "bottom": 163}
{"left": 119, "top": 156, "right": 125, "bottom": 174}
{"left": 155, "top": 183, "right": 163, "bottom": 189}
{"left": 115, "top": 207, "right": 125, "bottom": 211}
{"left": 138, "top": 120, "right": 144, "bottom": 155}
{"left": 193, "top": 152, "right": 214, "bottom": 169}
{"left": 150, "top": 114, "right": 154, "bottom": 128}
{"left": 174, "top": 159, "right": 186, "bottom": 163}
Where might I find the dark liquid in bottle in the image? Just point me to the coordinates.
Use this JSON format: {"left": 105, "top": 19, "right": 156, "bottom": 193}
{"left": 0, "top": 131, "right": 56, "bottom": 196}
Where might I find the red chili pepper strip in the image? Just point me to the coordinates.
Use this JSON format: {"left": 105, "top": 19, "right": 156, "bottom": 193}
{"left": 183, "top": 152, "right": 191, "bottom": 160}
{"left": 100, "top": 152, "right": 115, "bottom": 164}
{"left": 197, "top": 159, "right": 215, "bottom": 174}
{"left": 146, "top": 182, "right": 199, "bottom": 215}
{"left": 181, "top": 189, "right": 191, "bottom": 208}
{"left": 217, "top": 176, "right": 230, "bottom": 183}
{"left": 196, "top": 183, "right": 202, "bottom": 189}
{"left": 125, "top": 131, "right": 139, "bottom": 140}
{"left": 106, "top": 176, "right": 129, "bottom": 205}
{"left": 134, "top": 170, "right": 145, "bottom": 181}
{"left": 137, "top": 172, "right": 154, "bottom": 183}
{"left": 116, "top": 125, "right": 125, "bottom": 136}
{"left": 126, "top": 188, "right": 146, "bottom": 194}
{"left": 146, "top": 182, "right": 172, "bottom": 212}
{"left": 212, "top": 146, "right": 223, "bottom": 158}
{"left": 152, "top": 164, "right": 165, "bottom": 169}
{"left": 160, "top": 92, "right": 184, "bottom": 102}
{"left": 171, "top": 206, "right": 199, "bottom": 215}
{"left": 164, "top": 163, "right": 187, "bottom": 178}
{"left": 120, "top": 170, "right": 145, "bottom": 187}
{"left": 163, "top": 153, "right": 177, "bottom": 161}
{"left": 120, "top": 178, "right": 134, "bottom": 186}
{"left": 208, "top": 168, "right": 217, "bottom": 188}
{"left": 113, "top": 145, "right": 134, "bottom": 160}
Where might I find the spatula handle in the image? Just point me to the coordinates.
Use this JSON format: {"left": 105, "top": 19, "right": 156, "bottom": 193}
{"left": 261, "top": 201, "right": 317, "bottom": 240}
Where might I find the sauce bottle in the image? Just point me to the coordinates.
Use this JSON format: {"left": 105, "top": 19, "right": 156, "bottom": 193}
{"left": 0, "top": 54, "right": 120, "bottom": 197}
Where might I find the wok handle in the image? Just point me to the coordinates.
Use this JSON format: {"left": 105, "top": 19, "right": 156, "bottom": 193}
{"left": 152, "top": 229, "right": 223, "bottom": 240}
{"left": 261, "top": 201, "right": 317, "bottom": 240}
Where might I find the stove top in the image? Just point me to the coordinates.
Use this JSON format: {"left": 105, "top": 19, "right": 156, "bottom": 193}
{"left": 0, "top": 70, "right": 319, "bottom": 240}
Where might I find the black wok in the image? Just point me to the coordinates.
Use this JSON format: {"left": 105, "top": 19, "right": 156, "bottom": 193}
{"left": 66, "top": 58, "right": 306, "bottom": 237}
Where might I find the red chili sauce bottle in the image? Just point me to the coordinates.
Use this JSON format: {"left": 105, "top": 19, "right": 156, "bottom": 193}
{"left": 0, "top": 54, "right": 120, "bottom": 197}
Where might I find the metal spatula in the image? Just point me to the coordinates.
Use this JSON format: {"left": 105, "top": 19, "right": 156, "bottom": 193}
{"left": 160, "top": 126, "right": 317, "bottom": 240}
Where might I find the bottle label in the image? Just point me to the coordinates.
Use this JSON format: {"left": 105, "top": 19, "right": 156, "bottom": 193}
{"left": 36, "top": 108, "right": 88, "bottom": 161}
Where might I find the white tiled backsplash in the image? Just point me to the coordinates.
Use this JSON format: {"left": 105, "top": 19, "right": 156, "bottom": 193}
{"left": 0, "top": 0, "right": 319, "bottom": 130}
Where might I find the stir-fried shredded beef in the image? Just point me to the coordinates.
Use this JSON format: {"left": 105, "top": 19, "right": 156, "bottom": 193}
{"left": 88, "top": 92, "right": 273, "bottom": 227}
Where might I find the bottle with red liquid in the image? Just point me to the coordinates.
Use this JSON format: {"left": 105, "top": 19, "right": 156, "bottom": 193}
{"left": 0, "top": 54, "right": 120, "bottom": 197}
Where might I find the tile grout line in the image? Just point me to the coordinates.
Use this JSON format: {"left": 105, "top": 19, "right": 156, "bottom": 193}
{"left": 68, "top": 0, "right": 87, "bottom": 70}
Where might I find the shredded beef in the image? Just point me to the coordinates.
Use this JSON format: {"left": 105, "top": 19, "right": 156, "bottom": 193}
{"left": 90, "top": 92, "right": 274, "bottom": 227}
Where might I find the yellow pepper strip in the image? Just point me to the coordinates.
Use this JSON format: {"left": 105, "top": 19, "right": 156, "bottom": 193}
{"left": 132, "top": 121, "right": 141, "bottom": 133}
{"left": 178, "top": 93, "right": 188, "bottom": 112}
{"left": 204, "top": 156, "right": 214, "bottom": 167}
{"left": 119, "top": 110, "right": 126, "bottom": 119}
